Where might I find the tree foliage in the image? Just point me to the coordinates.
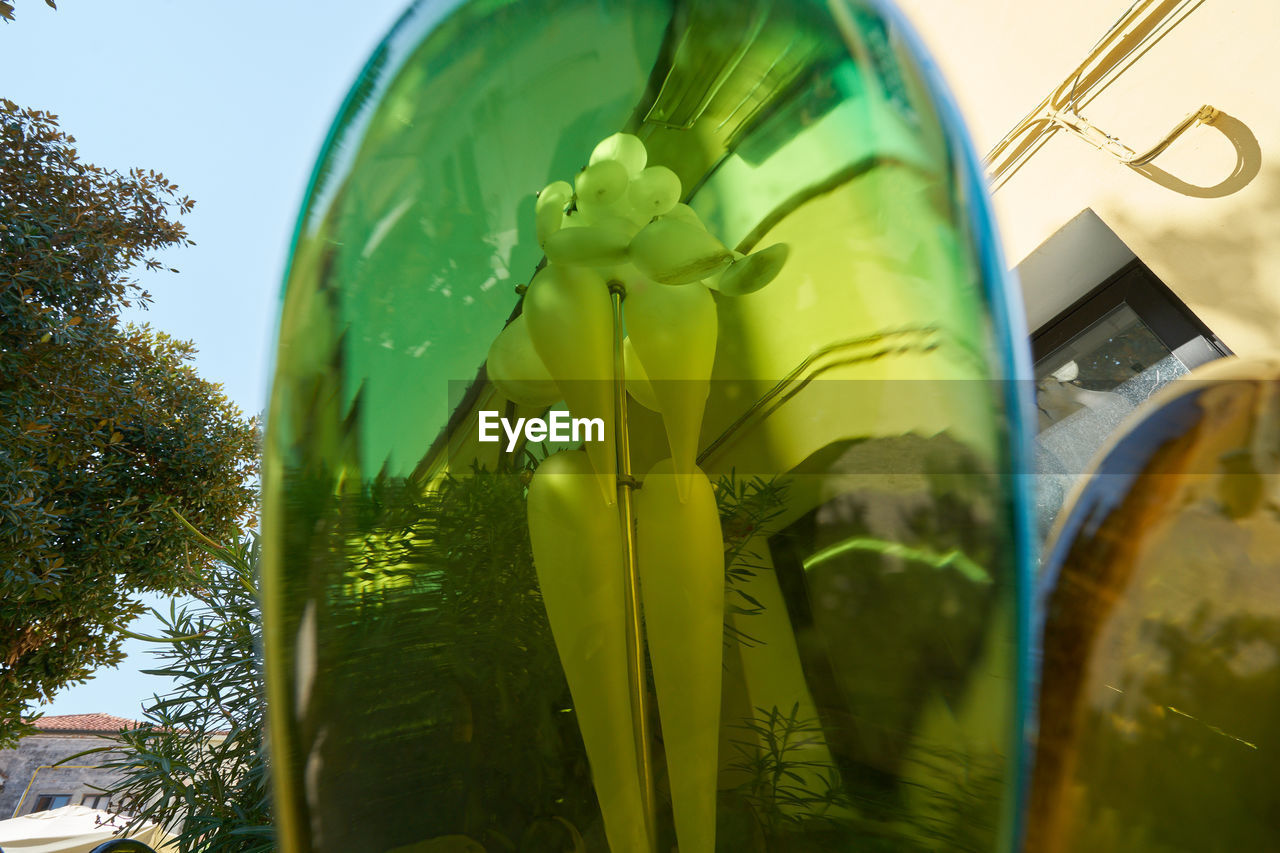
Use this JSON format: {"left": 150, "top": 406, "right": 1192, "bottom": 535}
{"left": 0, "top": 100, "right": 259, "bottom": 745}
{"left": 0, "top": 0, "right": 55, "bottom": 23}
{"left": 93, "top": 526, "right": 273, "bottom": 853}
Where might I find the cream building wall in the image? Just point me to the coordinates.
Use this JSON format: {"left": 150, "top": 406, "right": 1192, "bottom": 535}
{"left": 895, "top": 0, "right": 1280, "bottom": 356}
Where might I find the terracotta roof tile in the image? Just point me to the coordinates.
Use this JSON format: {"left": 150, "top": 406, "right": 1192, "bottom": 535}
{"left": 32, "top": 713, "right": 140, "bottom": 733}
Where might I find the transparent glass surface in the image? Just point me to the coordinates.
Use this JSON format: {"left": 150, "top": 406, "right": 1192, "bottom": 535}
{"left": 1034, "top": 305, "right": 1190, "bottom": 536}
{"left": 263, "top": 1, "right": 1034, "bottom": 850}
{"left": 1032, "top": 359, "right": 1280, "bottom": 853}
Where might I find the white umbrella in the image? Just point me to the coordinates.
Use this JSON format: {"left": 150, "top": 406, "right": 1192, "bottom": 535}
{"left": 0, "top": 805, "right": 174, "bottom": 853}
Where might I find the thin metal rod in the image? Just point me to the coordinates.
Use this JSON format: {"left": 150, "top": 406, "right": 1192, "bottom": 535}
{"left": 983, "top": 0, "right": 1214, "bottom": 187}
{"left": 609, "top": 281, "right": 658, "bottom": 851}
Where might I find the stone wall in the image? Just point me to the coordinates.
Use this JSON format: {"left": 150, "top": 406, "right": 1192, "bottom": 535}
{"left": 0, "top": 733, "right": 127, "bottom": 819}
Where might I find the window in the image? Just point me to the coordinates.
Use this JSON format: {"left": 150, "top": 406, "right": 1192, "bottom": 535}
{"left": 82, "top": 793, "right": 111, "bottom": 809}
{"left": 33, "top": 793, "right": 71, "bottom": 812}
{"left": 1031, "top": 260, "right": 1230, "bottom": 535}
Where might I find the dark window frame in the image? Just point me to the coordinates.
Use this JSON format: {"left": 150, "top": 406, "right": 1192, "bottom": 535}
{"left": 33, "top": 793, "right": 72, "bottom": 812}
{"left": 1031, "top": 259, "right": 1231, "bottom": 369}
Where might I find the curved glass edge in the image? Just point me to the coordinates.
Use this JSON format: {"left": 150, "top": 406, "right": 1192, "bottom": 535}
{"left": 261, "top": 2, "right": 453, "bottom": 848}
{"left": 852, "top": 2, "right": 1038, "bottom": 850}
{"left": 265, "top": 0, "right": 461, "bottom": 414}
{"left": 1039, "top": 354, "right": 1280, "bottom": 587}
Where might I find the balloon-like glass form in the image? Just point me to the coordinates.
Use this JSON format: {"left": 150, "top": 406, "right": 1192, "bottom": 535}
{"left": 1031, "top": 358, "right": 1280, "bottom": 853}
{"left": 263, "top": 1, "right": 1035, "bottom": 851}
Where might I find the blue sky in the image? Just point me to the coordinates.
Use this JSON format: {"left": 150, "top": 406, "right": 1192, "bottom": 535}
{"left": 3, "top": 0, "right": 412, "bottom": 719}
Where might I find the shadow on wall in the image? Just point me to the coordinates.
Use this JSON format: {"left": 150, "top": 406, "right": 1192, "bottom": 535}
{"left": 1108, "top": 162, "right": 1280, "bottom": 355}
{"left": 1135, "top": 110, "right": 1262, "bottom": 198}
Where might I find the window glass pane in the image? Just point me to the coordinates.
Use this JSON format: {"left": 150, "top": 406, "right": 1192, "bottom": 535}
{"left": 34, "top": 794, "right": 71, "bottom": 811}
{"left": 1033, "top": 304, "right": 1190, "bottom": 536}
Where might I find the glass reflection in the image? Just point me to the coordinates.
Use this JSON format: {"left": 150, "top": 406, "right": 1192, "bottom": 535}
{"left": 1034, "top": 305, "right": 1190, "bottom": 536}
{"left": 1032, "top": 359, "right": 1280, "bottom": 853}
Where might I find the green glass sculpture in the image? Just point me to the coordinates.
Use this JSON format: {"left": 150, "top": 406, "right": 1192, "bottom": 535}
{"left": 1031, "top": 357, "right": 1280, "bottom": 853}
{"left": 263, "top": 1, "right": 1035, "bottom": 850}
